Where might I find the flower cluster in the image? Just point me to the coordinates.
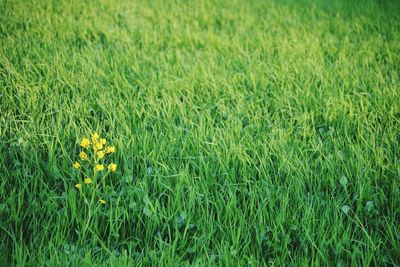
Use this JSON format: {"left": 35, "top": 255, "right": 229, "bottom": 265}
{"left": 73, "top": 132, "right": 117, "bottom": 205}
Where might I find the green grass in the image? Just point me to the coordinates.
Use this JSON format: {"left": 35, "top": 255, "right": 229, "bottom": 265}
{"left": 1, "top": 0, "right": 400, "bottom": 265}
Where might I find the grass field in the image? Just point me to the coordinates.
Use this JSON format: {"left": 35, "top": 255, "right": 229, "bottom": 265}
{"left": 1, "top": 0, "right": 400, "bottom": 265}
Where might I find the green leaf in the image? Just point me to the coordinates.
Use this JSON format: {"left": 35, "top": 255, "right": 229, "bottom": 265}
{"left": 342, "top": 205, "right": 350, "bottom": 214}
{"left": 340, "top": 176, "right": 348, "bottom": 187}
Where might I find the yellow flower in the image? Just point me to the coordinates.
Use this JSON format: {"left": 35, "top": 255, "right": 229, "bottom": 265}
{"left": 105, "top": 146, "right": 116, "bottom": 154}
{"left": 97, "top": 150, "right": 105, "bottom": 159}
{"left": 75, "top": 183, "right": 82, "bottom": 190}
{"left": 100, "top": 138, "right": 107, "bottom": 145}
{"left": 91, "top": 132, "right": 99, "bottom": 144}
{"left": 95, "top": 164, "right": 104, "bottom": 171}
{"left": 108, "top": 163, "right": 117, "bottom": 172}
{"left": 73, "top": 162, "right": 81, "bottom": 169}
{"left": 79, "top": 151, "right": 88, "bottom": 160}
{"left": 94, "top": 143, "right": 103, "bottom": 151}
{"left": 99, "top": 199, "right": 106, "bottom": 205}
{"left": 80, "top": 138, "right": 91, "bottom": 149}
{"left": 84, "top": 177, "right": 92, "bottom": 185}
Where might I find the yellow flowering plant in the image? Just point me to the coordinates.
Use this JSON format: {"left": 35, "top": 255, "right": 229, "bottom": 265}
{"left": 72, "top": 132, "right": 118, "bottom": 240}
{"left": 73, "top": 132, "right": 117, "bottom": 200}
{"left": 72, "top": 131, "right": 118, "bottom": 238}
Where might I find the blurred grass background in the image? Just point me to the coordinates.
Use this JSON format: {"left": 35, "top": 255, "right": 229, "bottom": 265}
{"left": 1, "top": 0, "right": 400, "bottom": 265}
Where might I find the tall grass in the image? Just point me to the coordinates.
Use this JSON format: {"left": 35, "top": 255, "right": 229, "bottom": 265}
{"left": 1, "top": 0, "right": 400, "bottom": 265}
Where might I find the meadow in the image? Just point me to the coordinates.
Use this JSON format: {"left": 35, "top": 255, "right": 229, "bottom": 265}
{"left": 1, "top": 0, "right": 400, "bottom": 265}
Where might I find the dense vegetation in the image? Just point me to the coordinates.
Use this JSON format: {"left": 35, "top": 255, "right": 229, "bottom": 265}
{"left": 1, "top": 0, "right": 399, "bottom": 265}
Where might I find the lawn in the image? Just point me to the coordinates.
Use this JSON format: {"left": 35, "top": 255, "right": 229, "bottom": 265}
{"left": 1, "top": 0, "right": 400, "bottom": 265}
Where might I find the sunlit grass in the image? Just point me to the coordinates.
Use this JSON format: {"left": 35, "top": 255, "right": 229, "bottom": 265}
{"left": 1, "top": 0, "right": 400, "bottom": 265}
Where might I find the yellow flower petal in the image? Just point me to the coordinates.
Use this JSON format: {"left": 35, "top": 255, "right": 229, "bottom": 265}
{"left": 79, "top": 151, "right": 88, "bottom": 160}
{"left": 73, "top": 162, "right": 81, "bottom": 169}
{"left": 105, "top": 146, "right": 116, "bottom": 154}
{"left": 91, "top": 132, "right": 99, "bottom": 144}
{"left": 94, "top": 143, "right": 103, "bottom": 151}
{"left": 108, "top": 163, "right": 117, "bottom": 172}
{"left": 80, "top": 138, "right": 91, "bottom": 149}
{"left": 95, "top": 164, "right": 104, "bottom": 171}
{"left": 97, "top": 150, "right": 105, "bottom": 159}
